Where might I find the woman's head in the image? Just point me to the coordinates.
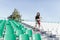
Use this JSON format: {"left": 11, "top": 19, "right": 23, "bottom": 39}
{"left": 36, "top": 12, "right": 40, "bottom": 16}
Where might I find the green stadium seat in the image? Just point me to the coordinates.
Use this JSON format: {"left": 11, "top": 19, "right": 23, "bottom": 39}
{"left": 18, "top": 25, "right": 24, "bottom": 30}
{"left": 0, "top": 20, "right": 3, "bottom": 23}
{"left": 22, "top": 28, "right": 27, "bottom": 33}
{"left": 0, "top": 20, "right": 6, "bottom": 37}
{"left": 0, "top": 30, "right": 3, "bottom": 37}
{"left": 21, "top": 25, "right": 24, "bottom": 28}
{"left": 26, "top": 29, "right": 32, "bottom": 37}
{"left": 9, "top": 21, "right": 19, "bottom": 32}
{"left": 12, "top": 21, "right": 19, "bottom": 26}
{"left": 16, "top": 30, "right": 24, "bottom": 36}
{"left": 32, "top": 33, "right": 41, "bottom": 40}
{"left": 5, "top": 24, "right": 14, "bottom": 34}
{"left": 4, "top": 21, "right": 16, "bottom": 40}
{"left": 19, "top": 34, "right": 29, "bottom": 40}
{"left": 4, "top": 34, "right": 16, "bottom": 40}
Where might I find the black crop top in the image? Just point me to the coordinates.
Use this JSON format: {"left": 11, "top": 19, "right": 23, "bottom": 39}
{"left": 35, "top": 16, "right": 40, "bottom": 19}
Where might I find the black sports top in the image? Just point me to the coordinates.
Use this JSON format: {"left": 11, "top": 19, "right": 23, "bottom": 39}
{"left": 35, "top": 15, "right": 40, "bottom": 19}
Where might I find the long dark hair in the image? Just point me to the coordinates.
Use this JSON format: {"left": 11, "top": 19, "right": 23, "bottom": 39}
{"left": 36, "top": 12, "right": 40, "bottom": 16}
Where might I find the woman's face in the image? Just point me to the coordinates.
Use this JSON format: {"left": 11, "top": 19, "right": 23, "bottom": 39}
{"left": 37, "top": 12, "right": 40, "bottom": 16}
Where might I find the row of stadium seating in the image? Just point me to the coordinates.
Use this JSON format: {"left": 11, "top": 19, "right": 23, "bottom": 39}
{"left": 0, "top": 20, "right": 6, "bottom": 38}
{"left": 0, "top": 20, "right": 41, "bottom": 40}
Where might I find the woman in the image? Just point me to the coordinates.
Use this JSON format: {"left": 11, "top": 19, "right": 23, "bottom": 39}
{"left": 35, "top": 12, "right": 40, "bottom": 28}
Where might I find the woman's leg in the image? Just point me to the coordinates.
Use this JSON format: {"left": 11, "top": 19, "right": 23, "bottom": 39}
{"left": 35, "top": 22, "right": 37, "bottom": 27}
{"left": 38, "top": 20, "right": 40, "bottom": 28}
{"left": 37, "top": 20, "right": 40, "bottom": 32}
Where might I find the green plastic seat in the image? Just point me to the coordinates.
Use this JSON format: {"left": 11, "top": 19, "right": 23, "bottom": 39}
{"left": 0, "top": 20, "right": 5, "bottom": 25}
{"left": 18, "top": 25, "right": 24, "bottom": 30}
{"left": 0, "top": 21, "right": 6, "bottom": 37}
{"left": 10, "top": 21, "right": 17, "bottom": 27}
{"left": 11, "top": 23, "right": 19, "bottom": 32}
{"left": 5, "top": 29, "right": 14, "bottom": 34}
{"left": 16, "top": 30, "right": 24, "bottom": 36}
{"left": 0, "top": 20, "right": 3, "bottom": 23}
{"left": 13, "top": 21, "right": 24, "bottom": 30}
{"left": 12, "top": 21, "right": 19, "bottom": 26}
{"left": 4, "top": 34, "right": 16, "bottom": 40}
{"left": 4, "top": 22, "right": 16, "bottom": 40}
{"left": 19, "top": 34, "right": 29, "bottom": 40}
{"left": 13, "top": 21, "right": 23, "bottom": 28}
{"left": 11, "top": 21, "right": 25, "bottom": 32}
{"left": 32, "top": 33, "right": 41, "bottom": 40}
{"left": 26, "top": 29, "right": 32, "bottom": 37}
{"left": 10, "top": 21, "right": 19, "bottom": 32}
{"left": 14, "top": 28, "right": 19, "bottom": 32}
{"left": 0, "top": 30, "right": 3, "bottom": 37}
{"left": 5, "top": 24, "right": 14, "bottom": 34}
{"left": 5, "top": 21, "right": 14, "bottom": 33}
{"left": 21, "top": 25, "right": 24, "bottom": 28}
{"left": 17, "top": 22, "right": 22, "bottom": 26}
{"left": 22, "top": 28, "right": 27, "bottom": 33}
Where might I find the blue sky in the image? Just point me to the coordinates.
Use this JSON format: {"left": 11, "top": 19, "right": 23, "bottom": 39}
{"left": 0, "top": 0, "right": 60, "bottom": 22}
